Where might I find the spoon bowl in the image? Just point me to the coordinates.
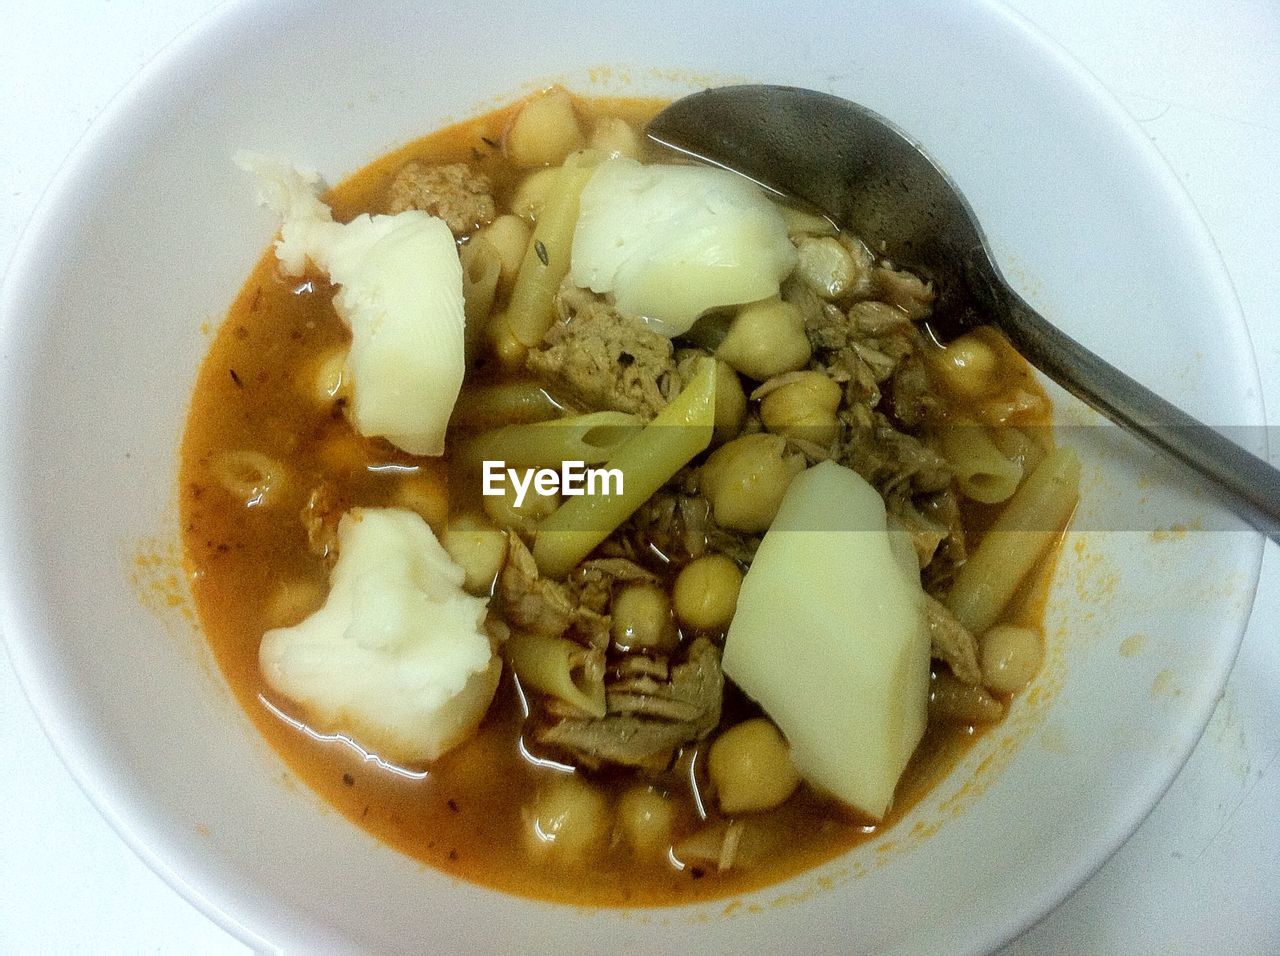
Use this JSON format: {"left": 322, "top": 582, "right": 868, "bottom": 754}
{"left": 648, "top": 84, "right": 1280, "bottom": 538}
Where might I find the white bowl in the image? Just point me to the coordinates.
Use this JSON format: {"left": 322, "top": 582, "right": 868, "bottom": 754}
{"left": 0, "top": 0, "right": 1264, "bottom": 951}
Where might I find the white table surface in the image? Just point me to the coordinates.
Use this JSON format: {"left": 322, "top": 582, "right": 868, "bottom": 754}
{"left": 2, "top": 1, "right": 1277, "bottom": 952}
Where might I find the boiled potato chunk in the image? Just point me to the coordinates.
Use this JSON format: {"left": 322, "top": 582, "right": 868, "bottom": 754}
{"left": 721, "top": 460, "right": 930, "bottom": 820}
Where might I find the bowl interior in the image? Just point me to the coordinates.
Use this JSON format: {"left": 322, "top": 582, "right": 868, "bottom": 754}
{"left": 0, "top": 0, "right": 1262, "bottom": 951}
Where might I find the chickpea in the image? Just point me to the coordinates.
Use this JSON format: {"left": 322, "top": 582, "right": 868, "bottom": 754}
{"left": 678, "top": 354, "right": 746, "bottom": 444}
{"left": 617, "top": 786, "right": 676, "bottom": 855}
{"left": 672, "top": 555, "right": 742, "bottom": 633}
{"left": 794, "top": 235, "right": 863, "bottom": 300}
{"left": 472, "top": 214, "right": 531, "bottom": 291}
{"left": 481, "top": 477, "right": 559, "bottom": 535}
{"left": 979, "top": 625, "right": 1043, "bottom": 694}
{"left": 525, "top": 774, "right": 610, "bottom": 858}
{"left": 588, "top": 116, "right": 642, "bottom": 159}
{"left": 708, "top": 719, "right": 801, "bottom": 814}
{"left": 716, "top": 295, "right": 811, "bottom": 380}
{"left": 510, "top": 166, "right": 560, "bottom": 222}
{"left": 442, "top": 513, "right": 509, "bottom": 596}
{"left": 610, "top": 582, "right": 677, "bottom": 652}
{"left": 504, "top": 87, "right": 585, "bottom": 167}
{"left": 934, "top": 331, "right": 1000, "bottom": 399}
{"left": 700, "top": 433, "right": 806, "bottom": 532}
{"left": 304, "top": 345, "right": 350, "bottom": 405}
{"left": 712, "top": 360, "right": 748, "bottom": 443}
{"left": 760, "top": 371, "right": 843, "bottom": 446}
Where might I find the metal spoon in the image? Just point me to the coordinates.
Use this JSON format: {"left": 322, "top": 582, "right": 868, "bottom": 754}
{"left": 647, "top": 84, "right": 1280, "bottom": 540}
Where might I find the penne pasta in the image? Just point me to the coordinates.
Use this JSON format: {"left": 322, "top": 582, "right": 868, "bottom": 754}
{"left": 505, "top": 631, "right": 606, "bottom": 717}
{"left": 988, "top": 424, "right": 1046, "bottom": 475}
{"left": 506, "top": 150, "right": 600, "bottom": 347}
{"left": 450, "top": 380, "right": 563, "bottom": 430}
{"left": 459, "top": 236, "right": 502, "bottom": 363}
{"left": 945, "top": 445, "right": 1081, "bottom": 635}
{"left": 458, "top": 410, "right": 641, "bottom": 473}
{"left": 938, "top": 417, "right": 1023, "bottom": 504}
{"left": 533, "top": 357, "right": 717, "bottom": 578}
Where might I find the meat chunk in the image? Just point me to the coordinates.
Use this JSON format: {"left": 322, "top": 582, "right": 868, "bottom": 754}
{"left": 526, "top": 284, "right": 681, "bottom": 419}
{"left": 498, "top": 537, "right": 654, "bottom": 649}
{"left": 497, "top": 534, "right": 576, "bottom": 637}
{"left": 535, "top": 637, "right": 724, "bottom": 772}
{"left": 837, "top": 409, "right": 951, "bottom": 498}
{"left": 872, "top": 264, "right": 935, "bottom": 320}
{"left": 385, "top": 161, "right": 496, "bottom": 237}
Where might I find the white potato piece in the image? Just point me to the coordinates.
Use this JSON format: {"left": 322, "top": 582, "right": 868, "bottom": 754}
{"left": 236, "top": 152, "right": 465, "bottom": 456}
{"left": 722, "top": 460, "right": 930, "bottom": 820}
{"left": 259, "top": 507, "right": 500, "bottom": 765}
{"left": 570, "top": 158, "right": 798, "bottom": 336}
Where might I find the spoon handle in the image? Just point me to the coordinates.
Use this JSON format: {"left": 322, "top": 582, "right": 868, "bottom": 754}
{"left": 999, "top": 291, "right": 1280, "bottom": 540}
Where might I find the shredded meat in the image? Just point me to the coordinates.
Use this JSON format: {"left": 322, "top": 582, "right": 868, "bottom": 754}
{"left": 497, "top": 534, "right": 576, "bottom": 637}
{"left": 526, "top": 284, "right": 681, "bottom": 419}
{"left": 535, "top": 637, "right": 724, "bottom": 772}
{"left": 385, "top": 161, "right": 496, "bottom": 236}
{"left": 886, "top": 352, "right": 936, "bottom": 429}
{"left": 872, "top": 264, "right": 935, "bottom": 319}
{"left": 924, "top": 595, "right": 982, "bottom": 685}
{"left": 595, "top": 476, "right": 759, "bottom": 571}
{"left": 838, "top": 409, "right": 951, "bottom": 497}
{"left": 792, "top": 259, "right": 968, "bottom": 592}
{"left": 498, "top": 539, "right": 665, "bottom": 649}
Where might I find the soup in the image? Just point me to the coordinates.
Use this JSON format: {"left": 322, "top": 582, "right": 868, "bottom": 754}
{"left": 179, "top": 90, "right": 1076, "bottom": 906}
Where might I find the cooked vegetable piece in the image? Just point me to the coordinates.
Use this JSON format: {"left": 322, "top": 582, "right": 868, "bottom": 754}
{"left": 505, "top": 87, "right": 585, "bottom": 167}
{"left": 525, "top": 774, "right": 611, "bottom": 858}
{"left": 259, "top": 508, "right": 500, "bottom": 764}
{"left": 610, "top": 582, "right": 677, "bottom": 652}
{"left": 723, "top": 461, "right": 930, "bottom": 820}
{"left": 235, "top": 152, "right": 465, "bottom": 456}
{"left": 617, "top": 787, "right": 677, "bottom": 854}
{"left": 571, "top": 158, "right": 798, "bottom": 336}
